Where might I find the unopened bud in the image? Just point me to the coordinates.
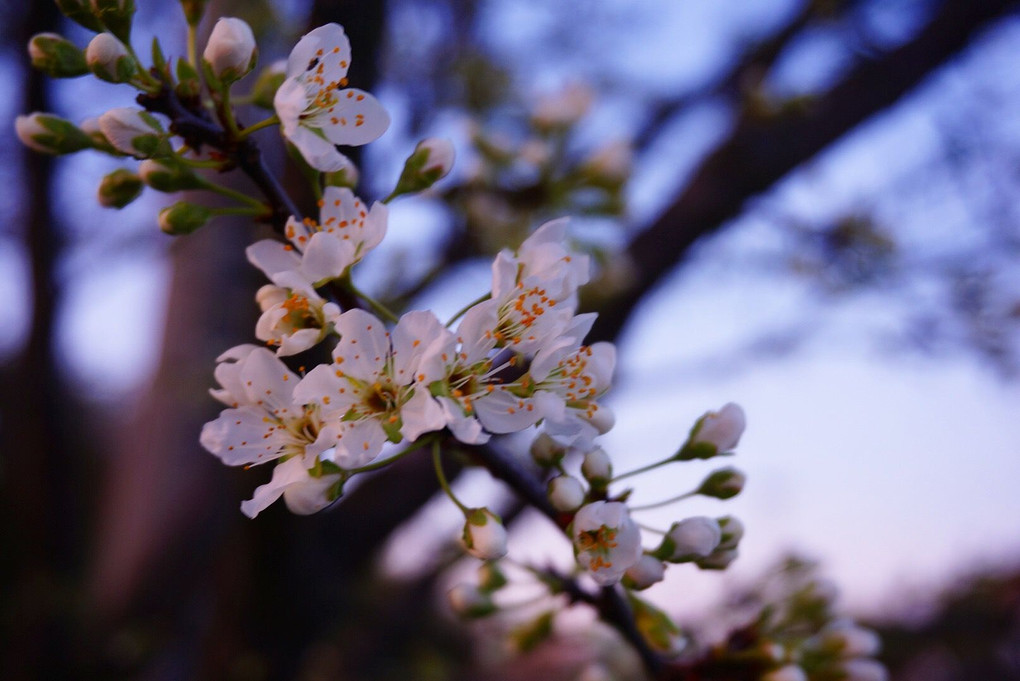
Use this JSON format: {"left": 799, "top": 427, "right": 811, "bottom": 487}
{"left": 55, "top": 0, "right": 104, "bottom": 32}
{"left": 657, "top": 517, "right": 721, "bottom": 562}
{"left": 677, "top": 403, "right": 746, "bottom": 460}
{"left": 28, "top": 33, "right": 88, "bottom": 78}
{"left": 391, "top": 138, "right": 456, "bottom": 197}
{"left": 203, "top": 17, "right": 257, "bottom": 84}
{"left": 250, "top": 60, "right": 287, "bottom": 109}
{"left": 580, "top": 447, "right": 612, "bottom": 489}
{"left": 762, "top": 665, "right": 808, "bottom": 681}
{"left": 97, "top": 168, "right": 142, "bottom": 208}
{"left": 15, "top": 113, "right": 93, "bottom": 154}
{"left": 158, "top": 201, "right": 212, "bottom": 235}
{"left": 531, "top": 82, "right": 593, "bottom": 131}
{"left": 86, "top": 32, "right": 135, "bottom": 83}
{"left": 696, "top": 467, "right": 745, "bottom": 500}
{"left": 623, "top": 554, "right": 666, "bottom": 590}
{"left": 138, "top": 158, "right": 203, "bottom": 192}
{"left": 461, "top": 508, "right": 508, "bottom": 561}
{"left": 447, "top": 583, "right": 496, "bottom": 618}
{"left": 530, "top": 432, "right": 565, "bottom": 467}
{"left": 90, "top": 0, "right": 135, "bottom": 43}
{"left": 98, "top": 107, "right": 165, "bottom": 157}
{"left": 548, "top": 475, "right": 585, "bottom": 512}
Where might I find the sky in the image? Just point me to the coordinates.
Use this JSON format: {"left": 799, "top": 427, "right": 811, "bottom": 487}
{"left": 1, "top": 0, "right": 1019, "bottom": 620}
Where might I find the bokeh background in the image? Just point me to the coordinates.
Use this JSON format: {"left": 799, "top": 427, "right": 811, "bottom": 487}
{"left": 2, "top": 0, "right": 1020, "bottom": 679}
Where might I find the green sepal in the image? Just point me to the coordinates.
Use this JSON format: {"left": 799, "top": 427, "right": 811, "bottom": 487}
{"left": 326, "top": 478, "right": 345, "bottom": 502}
{"left": 55, "top": 0, "right": 104, "bottom": 32}
{"left": 628, "top": 593, "right": 683, "bottom": 655}
{"left": 175, "top": 58, "right": 201, "bottom": 99}
{"left": 150, "top": 36, "right": 167, "bottom": 74}
{"left": 31, "top": 114, "right": 94, "bottom": 154}
{"left": 158, "top": 200, "right": 212, "bottom": 235}
{"left": 381, "top": 417, "right": 403, "bottom": 444}
{"left": 477, "top": 562, "right": 508, "bottom": 592}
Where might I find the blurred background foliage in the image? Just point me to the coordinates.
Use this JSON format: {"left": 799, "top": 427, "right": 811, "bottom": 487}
{"left": 2, "top": 0, "right": 1019, "bottom": 679}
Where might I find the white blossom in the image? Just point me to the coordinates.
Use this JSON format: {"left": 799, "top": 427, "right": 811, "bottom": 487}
{"left": 253, "top": 271, "right": 340, "bottom": 356}
{"left": 246, "top": 186, "right": 387, "bottom": 285}
{"left": 292, "top": 308, "right": 449, "bottom": 467}
{"left": 274, "top": 23, "right": 389, "bottom": 171}
{"left": 461, "top": 508, "right": 508, "bottom": 560}
{"left": 572, "top": 501, "right": 642, "bottom": 586}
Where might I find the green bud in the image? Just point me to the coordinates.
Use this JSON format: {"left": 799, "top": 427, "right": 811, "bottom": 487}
{"left": 530, "top": 432, "right": 565, "bottom": 468}
{"left": 98, "top": 108, "right": 166, "bottom": 158}
{"left": 716, "top": 515, "right": 744, "bottom": 550}
{"left": 250, "top": 61, "right": 286, "bottom": 109}
{"left": 55, "top": 0, "right": 104, "bottom": 32}
{"left": 28, "top": 33, "right": 88, "bottom": 77}
{"left": 158, "top": 201, "right": 212, "bottom": 235}
{"left": 97, "top": 168, "right": 143, "bottom": 208}
{"left": 138, "top": 158, "right": 204, "bottom": 192}
{"left": 90, "top": 0, "right": 135, "bottom": 44}
{"left": 580, "top": 447, "right": 612, "bottom": 490}
{"left": 179, "top": 0, "right": 208, "bottom": 26}
{"left": 390, "top": 138, "right": 456, "bottom": 199}
{"left": 696, "top": 467, "right": 746, "bottom": 500}
{"left": 508, "top": 611, "right": 554, "bottom": 653}
{"left": 15, "top": 113, "right": 93, "bottom": 154}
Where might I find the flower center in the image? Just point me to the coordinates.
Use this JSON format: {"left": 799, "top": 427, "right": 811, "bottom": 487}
{"left": 578, "top": 524, "right": 619, "bottom": 571}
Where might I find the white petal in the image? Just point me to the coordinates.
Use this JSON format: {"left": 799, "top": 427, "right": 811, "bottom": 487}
{"left": 283, "top": 472, "right": 341, "bottom": 515}
{"left": 288, "top": 124, "right": 349, "bottom": 172}
{"left": 301, "top": 230, "right": 357, "bottom": 282}
{"left": 474, "top": 389, "right": 543, "bottom": 434}
{"left": 336, "top": 418, "right": 386, "bottom": 467}
{"left": 239, "top": 347, "right": 299, "bottom": 412}
{"left": 277, "top": 327, "right": 323, "bottom": 356}
{"left": 334, "top": 308, "right": 389, "bottom": 380}
{"left": 319, "top": 88, "right": 390, "bottom": 146}
{"left": 200, "top": 406, "right": 287, "bottom": 466}
{"left": 399, "top": 389, "right": 445, "bottom": 442}
{"left": 246, "top": 239, "right": 302, "bottom": 279}
{"left": 240, "top": 456, "right": 310, "bottom": 518}
{"left": 439, "top": 397, "right": 490, "bottom": 444}
{"left": 391, "top": 310, "right": 446, "bottom": 382}
{"left": 286, "top": 23, "right": 351, "bottom": 80}
{"left": 293, "top": 363, "right": 357, "bottom": 416}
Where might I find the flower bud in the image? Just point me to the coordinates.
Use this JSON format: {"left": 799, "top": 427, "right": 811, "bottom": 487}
{"left": 623, "top": 554, "right": 666, "bottom": 590}
{"left": 250, "top": 60, "right": 286, "bottom": 109}
{"left": 461, "top": 508, "right": 508, "bottom": 561}
{"left": 98, "top": 107, "right": 165, "bottom": 158}
{"left": 580, "top": 447, "right": 612, "bottom": 489}
{"left": 696, "top": 466, "right": 746, "bottom": 500}
{"left": 531, "top": 82, "right": 593, "bottom": 131}
{"left": 90, "top": 0, "right": 135, "bottom": 43}
{"left": 55, "top": 0, "right": 105, "bottom": 32}
{"left": 839, "top": 659, "right": 889, "bottom": 681}
{"left": 677, "top": 403, "right": 746, "bottom": 460}
{"left": 28, "top": 33, "right": 88, "bottom": 78}
{"left": 695, "top": 547, "right": 738, "bottom": 570}
{"left": 530, "top": 432, "right": 565, "bottom": 467}
{"left": 158, "top": 201, "right": 212, "bottom": 235}
{"left": 391, "top": 138, "right": 456, "bottom": 197}
{"left": 548, "top": 475, "right": 585, "bottom": 512}
{"left": 447, "top": 583, "right": 496, "bottom": 618}
{"left": 717, "top": 515, "right": 744, "bottom": 550}
{"left": 97, "top": 168, "right": 142, "bottom": 208}
{"left": 657, "top": 517, "right": 721, "bottom": 562}
{"left": 762, "top": 665, "right": 808, "bottom": 681}
{"left": 203, "top": 17, "right": 257, "bottom": 84}
{"left": 86, "top": 33, "right": 135, "bottom": 83}
{"left": 15, "top": 113, "right": 93, "bottom": 154}
{"left": 138, "top": 158, "right": 203, "bottom": 192}
{"left": 581, "top": 139, "right": 633, "bottom": 187}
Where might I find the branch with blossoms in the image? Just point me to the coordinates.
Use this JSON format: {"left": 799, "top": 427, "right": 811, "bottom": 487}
{"left": 17, "top": 2, "right": 888, "bottom": 680}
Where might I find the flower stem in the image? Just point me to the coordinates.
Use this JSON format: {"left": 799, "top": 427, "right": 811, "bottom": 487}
{"left": 610, "top": 458, "right": 673, "bottom": 484}
{"left": 198, "top": 177, "right": 269, "bottom": 210}
{"left": 210, "top": 205, "right": 265, "bottom": 217}
{"left": 446, "top": 293, "right": 491, "bottom": 327}
{"left": 345, "top": 280, "right": 400, "bottom": 324}
{"left": 187, "top": 24, "right": 198, "bottom": 68}
{"left": 629, "top": 490, "right": 697, "bottom": 512}
{"left": 433, "top": 440, "right": 469, "bottom": 514}
{"left": 237, "top": 114, "right": 280, "bottom": 140}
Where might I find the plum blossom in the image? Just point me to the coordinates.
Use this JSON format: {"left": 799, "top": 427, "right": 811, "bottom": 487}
{"left": 241, "top": 455, "right": 342, "bottom": 518}
{"left": 246, "top": 186, "right": 387, "bottom": 285}
{"left": 572, "top": 501, "right": 642, "bottom": 586}
{"left": 293, "top": 308, "right": 449, "bottom": 467}
{"left": 274, "top": 23, "right": 389, "bottom": 171}
{"left": 254, "top": 270, "right": 341, "bottom": 356}
{"left": 199, "top": 345, "right": 345, "bottom": 515}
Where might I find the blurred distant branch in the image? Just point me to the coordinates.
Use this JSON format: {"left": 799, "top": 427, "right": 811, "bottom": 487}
{"left": 588, "top": 0, "right": 1020, "bottom": 343}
